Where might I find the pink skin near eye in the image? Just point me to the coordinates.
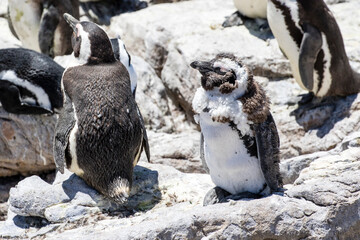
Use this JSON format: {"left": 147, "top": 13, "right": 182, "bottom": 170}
{"left": 76, "top": 24, "right": 81, "bottom": 37}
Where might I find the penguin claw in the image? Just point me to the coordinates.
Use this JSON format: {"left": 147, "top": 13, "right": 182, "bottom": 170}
{"left": 222, "top": 11, "right": 244, "bottom": 28}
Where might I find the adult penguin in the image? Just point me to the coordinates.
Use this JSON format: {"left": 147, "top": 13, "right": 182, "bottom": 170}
{"left": 0, "top": 48, "right": 64, "bottom": 114}
{"left": 54, "top": 13, "right": 150, "bottom": 202}
{"left": 268, "top": 0, "right": 360, "bottom": 99}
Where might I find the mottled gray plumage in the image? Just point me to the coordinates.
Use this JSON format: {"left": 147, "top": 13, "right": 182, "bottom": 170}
{"left": 192, "top": 53, "right": 282, "bottom": 205}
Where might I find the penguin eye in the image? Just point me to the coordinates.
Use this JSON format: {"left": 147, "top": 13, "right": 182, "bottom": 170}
{"left": 215, "top": 67, "right": 227, "bottom": 75}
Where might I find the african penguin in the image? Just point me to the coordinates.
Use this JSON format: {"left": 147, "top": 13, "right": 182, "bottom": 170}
{"left": 267, "top": 0, "right": 360, "bottom": 98}
{"left": 8, "top": 0, "right": 79, "bottom": 58}
{"left": 110, "top": 36, "right": 137, "bottom": 96}
{"left": 54, "top": 13, "right": 150, "bottom": 203}
{"left": 0, "top": 48, "right": 64, "bottom": 114}
{"left": 223, "top": 0, "right": 268, "bottom": 29}
{"left": 191, "top": 53, "right": 282, "bottom": 206}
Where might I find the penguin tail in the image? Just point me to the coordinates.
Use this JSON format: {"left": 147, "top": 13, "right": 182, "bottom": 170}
{"left": 107, "top": 178, "right": 130, "bottom": 203}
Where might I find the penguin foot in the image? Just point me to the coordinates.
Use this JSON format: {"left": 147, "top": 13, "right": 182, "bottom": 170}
{"left": 203, "top": 187, "right": 263, "bottom": 206}
{"left": 223, "top": 192, "right": 262, "bottom": 202}
{"left": 255, "top": 19, "right": 270, "bottom": 32}
{"left": 222, "top": 11, "right": 244, "bottom": 28}
{"left": 292, "top": 95, "right": 338, "bottom": 130}
{"left": 298, "top": 92, "right": 315, "bottom": 105}
{"left": 203, "top": 187, "right": 231, "bottom": 206}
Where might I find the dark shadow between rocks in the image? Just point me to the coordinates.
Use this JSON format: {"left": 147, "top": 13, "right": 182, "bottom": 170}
{"left": 13, "top": 215, "right": 49, "bottom": 229}
{"left": 292, "top": 94, "right": 357, "bottom": 137}
{"left": 80, "top": 0, "right": 148, "bottom": 25}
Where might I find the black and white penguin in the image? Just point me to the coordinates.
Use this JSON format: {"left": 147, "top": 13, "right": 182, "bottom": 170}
{"left": 267, "top": 0, "right": 360, "bottom": 98}
{"left": 191, "top": 53, "right": 282, "bottom": 205}
{"left": 223, "top": 0, "right": 268, "bottom": 28}
{"left": 54, "top": 13, "right": 150, "bottom": 203}
{"left": 8, "top": 0, "right": 79, "bottom": 58}
{"left": 110, "top": 36, "right": 137, "bottom": 96}
{"left": 0, "top": 48, "right": 64, "bottom": 114}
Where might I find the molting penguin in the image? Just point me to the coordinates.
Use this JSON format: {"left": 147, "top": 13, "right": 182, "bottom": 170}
{"left": 223, "top": 0, "right": 268, "bottom": 29}
{"left": 0, "top": 48, "right": 64, "bottom": 114}
{"left": 54, "top": 13, "right": 150, "bottom": 202}
{"left": 110, "top": 36, "right": 137, "bottom": 96}
{"left": 267, "top": 0, "right": 360, "bottom": 98}
{"left": 191, "top": 53, "right": 282, "bottom": 206}
{"left": 8, "top": 0, "right": 79, "bottom": 57}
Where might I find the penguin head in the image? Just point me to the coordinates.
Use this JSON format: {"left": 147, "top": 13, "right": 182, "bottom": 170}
{"left": 190, "top": 53, "right": 250, "bottom": 95}
{"left": 110, "top": 36, "right": 132, "bottom": 67}
{"left": 63, "top": 13, "right": 115, "bottom": 64}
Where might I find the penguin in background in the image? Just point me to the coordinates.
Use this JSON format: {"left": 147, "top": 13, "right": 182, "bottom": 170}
{"left": 79, "top": 0, "right": 148, "bottom": 26}
{"left": 110, "top": 36, "right": 138, "bottom": 96}
{"left": 54, "top": 13, "right": 150, "bottom": 202}
{"left": 223, "top": 0, "right": 269, "bottom": 31}
{"left": 8, "top": 0, "right": 79, "bottom": 58}
{"left": 0, "top": 48, "right": 64, "bottom": 114}
{"left": 191, "top": 53, "right": 282, "bottom": 206}
{"left": 267, "top": 0, "right": 360, "bottom": 104}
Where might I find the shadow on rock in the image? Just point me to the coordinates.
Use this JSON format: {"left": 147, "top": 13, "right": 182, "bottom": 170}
{"left": 222, "top": 12, "right": 274, "bottom": 41}
{"left": 242, "top": 19, "right": 274, "bottom": 41}
{"left": 13, "top": 215, "right": 49, "bottom": 229}
{"left": 61, "top": 165, "right": 161, "bottom": 216}
{"left": 291, "top": 94, "right": 357, "bottom": 138}
{"left": 81, "top": 0, "right": 148, "bottom": 25}
{"left": 125, "top": 165, "right": 161, "bottom": 212}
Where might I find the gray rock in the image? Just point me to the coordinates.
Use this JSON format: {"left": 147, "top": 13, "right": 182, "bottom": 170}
{"left": 3, "top": 144, "right": 360, "bottom": 239}
{"left": 280, "top": 131, "right": 360, "bottom": 185}
{"left": 329, "top": 1, "right": 360, "bottom": 73}
{"left": 24, "top": 145, "right": 360, "bottom": 239}
{"left": 132, "top": 56, "right": 174, "bottom": 132}
{"left": 272, "top": 91, "right": 360, "bottom": 159}
{"left": 141, "top": 130, "right": 205, "bottom": 173}
{"left": 0, "top": 109, "right": 56, "bottom": 177}
{"left": 3, "top": 162, "right": 213, "bottom": 238}
{"left": 0, "top": 17, "right": 21, "bottom": 49}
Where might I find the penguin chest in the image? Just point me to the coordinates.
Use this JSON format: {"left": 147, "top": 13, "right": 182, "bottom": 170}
{"left": 199, "top": 113, "right": 266, "bottom": 195}
{"left": 234, "top": 0, "right": 267, "bottom": 19}
{"left": 267, "top": 0, "right": 305, "bottom": 90}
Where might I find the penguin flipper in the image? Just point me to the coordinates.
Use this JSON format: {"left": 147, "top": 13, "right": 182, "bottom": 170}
{"left": 200, "top": 133, "right": 209, "bottom": 173}
{"left": 299, "top": 23, "right": 323, "bottom": 91}
{"left": 0, "top": 83, "right": 52, "bottom": 114}
{"left": 137, "top": 106, "right": 150, "bottom": 162}
{"left": 254, "top": 114, "right": 282, "bottom": 192}
{"left": 53, "top": 94, "right": 75, "bottom": 174}
{"left": 39, "top": 5, "right": 60, "bottom": 58}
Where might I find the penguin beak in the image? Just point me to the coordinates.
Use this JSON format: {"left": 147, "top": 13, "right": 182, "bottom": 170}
{"left": 190, "top": 61, "right": 214, "bottom": 75}
{"left": 63, "top": 13, "right": 79, "bottom": 32}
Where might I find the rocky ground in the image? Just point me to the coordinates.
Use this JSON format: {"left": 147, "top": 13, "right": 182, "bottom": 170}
{"left": 1, "top": 0, "right": 360, "bottom": 239}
